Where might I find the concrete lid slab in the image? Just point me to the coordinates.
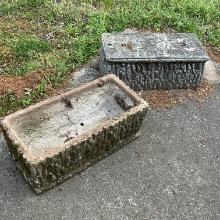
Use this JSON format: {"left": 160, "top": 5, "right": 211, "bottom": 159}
{"left": 102, "top": 32, "right": 209, "bottom": 62}
{"left": 1, "top": 74, "right": 148, "bottom": 164}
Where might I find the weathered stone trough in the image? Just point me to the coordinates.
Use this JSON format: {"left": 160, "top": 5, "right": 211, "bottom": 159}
{"left": 1, "top": 74, "right": 148, "bottom": 194}
{"left": 99, "top": 32, "right": 209, "bottom": 90}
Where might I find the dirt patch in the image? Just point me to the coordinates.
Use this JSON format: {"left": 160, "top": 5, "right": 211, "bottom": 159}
{"left": 205, "top": 46, "right": 220, "bottom": 63}
{"left": 0, "top": 69, "right": 54, "bottom": 97}
{"left": 140, "top": 80, "right": 214, "bottom": 109}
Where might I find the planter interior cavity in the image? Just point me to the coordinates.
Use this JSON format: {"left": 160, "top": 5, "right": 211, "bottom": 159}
{"left": 1, "top": 74, "right": 148, "bottom": 194}
{"left": 99, "top": 32, "right": 209, "bottom": 90}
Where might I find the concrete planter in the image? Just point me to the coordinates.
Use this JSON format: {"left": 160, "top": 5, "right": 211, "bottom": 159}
{"left": 1, "top": 74, "right": 148, "bottom": 194}
{"left": 99, "top": 32, "right": 209, "bottom": 90}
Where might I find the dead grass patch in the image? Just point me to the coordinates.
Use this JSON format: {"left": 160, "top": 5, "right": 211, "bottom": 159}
{"left": 0, "top": 69, "right": 54, "bottom": 97}
{"left": 140, "top": 80, "right": 214, "bottom": 109}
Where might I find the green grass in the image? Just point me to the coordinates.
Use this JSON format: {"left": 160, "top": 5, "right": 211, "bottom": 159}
{"left": 0, "top": 0, "right": 220, "bottom": 117}
{"left": 13, "top": 37, "right": 52, "bottom": 59}
{"left": 3, "top": 60, "right": 41, "bottom": 76}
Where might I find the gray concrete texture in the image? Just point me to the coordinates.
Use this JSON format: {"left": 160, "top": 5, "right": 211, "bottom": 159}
{"left": 0, "top": 61, "right": 220, "bottom": 219}
{"left": 1, "top": 75, "right": 148, "bottom": 194}
{"left": 99, "top": 33, "right": 209, "bottom": 91}
{"left": 101, "top": 33, "right": 209, "bottom": 62}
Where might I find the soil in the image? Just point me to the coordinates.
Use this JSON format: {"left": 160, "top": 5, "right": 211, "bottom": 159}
{"left": 0, "top": 69, "right": 54, "bottom": 97}
{"left": 205, "top": 46, "right": 220, "bottom": 63}
{"left": 140, "top": 80, "right": 214, "bottom": 109}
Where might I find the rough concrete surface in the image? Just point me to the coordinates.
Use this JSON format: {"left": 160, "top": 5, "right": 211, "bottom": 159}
{"left": 99, "top": 33, "right": 209, "bottom": 90}
{"left": 70, "top": 57, "right": 101, "bottom": 88}
{"left": 9, "top": 82, "right": 136, "bottom": 155}
{"left": 1, "top": 75, "right": 147, "bottom": 194}
{"left": 101, "top": 33, "right": 209, "bottom": 62}
{"left": 204, "top": 61, "right": 220, "bottom": 84}
{"left": 0, "top": 63, "right": 220, "bottom": 219}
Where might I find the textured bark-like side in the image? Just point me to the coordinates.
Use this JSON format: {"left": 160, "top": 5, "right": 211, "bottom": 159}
{"left": 4, "top": 106, "right": 147, "bottom": 194}
{"left": 99, "top": 51, "right": 206, "bottom": 90}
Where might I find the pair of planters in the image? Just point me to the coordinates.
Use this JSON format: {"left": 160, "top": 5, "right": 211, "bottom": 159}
{"left": 1, "top": 32, "right": 208, "bottom": 194}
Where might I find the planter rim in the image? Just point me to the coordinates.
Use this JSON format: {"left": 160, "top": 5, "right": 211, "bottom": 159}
{"left": 1, "top": 74, "right": 148, "bottom": 164}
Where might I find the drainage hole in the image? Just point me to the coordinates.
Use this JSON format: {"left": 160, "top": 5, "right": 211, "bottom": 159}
{"left": 80, "top": 122, "right": 84, "bottom": 126}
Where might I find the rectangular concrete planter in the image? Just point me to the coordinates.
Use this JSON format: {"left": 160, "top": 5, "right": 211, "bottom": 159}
{"left": 99, "top": 32, "right": 209, "bottom": 90}
{"left": 1, "top": 74, "right": 148, "bottom": 194}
